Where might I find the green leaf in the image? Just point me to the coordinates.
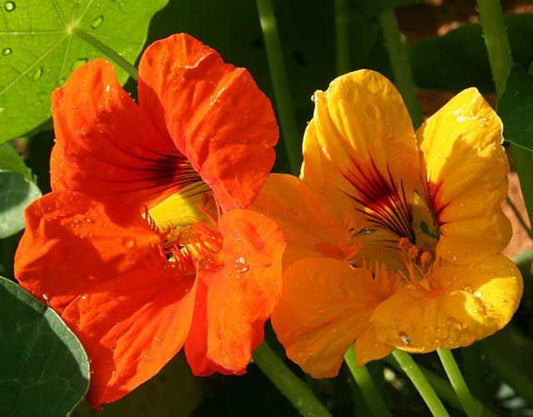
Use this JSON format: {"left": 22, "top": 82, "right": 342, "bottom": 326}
{"left": 0, "top": 142, "right": 33, "bottom": 181}
{"left": 0, "top": 0, "right": 168, "bottom": 143}
{"left": 409, "top": 14, "right": 533, "bottom": 92}
{"left": 497, "top": 66, "right": 533, "bottom": 150}
{"left": 0, "top": 276, "right": 90, "bottom": 417}
{"left": 0, "top": 172, "right": 41, "bottom": 238}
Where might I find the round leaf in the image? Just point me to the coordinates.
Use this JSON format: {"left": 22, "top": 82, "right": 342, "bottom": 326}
{"left": 0, "top": 0, "right": 168, "bottom": 143}
{"left": 0, "top": 276, "right": 90, "bottom": 417}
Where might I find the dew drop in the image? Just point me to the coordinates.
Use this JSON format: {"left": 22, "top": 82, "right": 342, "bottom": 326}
{"left": 399, "top": 331, "right": 411, "bottom": 346}
{"left": 32, "top": 66, "right": 43, "bottom": 80}
{"left": 235, "top": 256, "right": 249, "bottom": 274}
{"left": 2, "top": 47, "right": 12, "bottom": 56}
{"left": 42, "top": 293, "right": 49, "bottom": 301}
{"left": 122, "top": 238, "right": 135, "bottom": 249}
{"left": 4, "top": 1, "right": 15, "bottom": 12}
{"left": 474, "top": 291, "right": 482, "bottom": 299}
{"left": 85, "top": 217, "right": 94, "bottom": 223}
{"left": 90, "top": 15, "right": 104, "bottom": 29}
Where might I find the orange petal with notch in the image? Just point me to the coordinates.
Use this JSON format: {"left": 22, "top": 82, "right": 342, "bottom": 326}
{"left": 15, "top": 191, "right": 161, "bottom": 313}
{"left": 62, "top": 267, "right": 196, "bottom": 408}
{"left": 272, "top": 258, "right": 385, "bottom": 378}
{"left": 50, "top": 60, "right": 191, "bottom": 213}
{"left": 185, "top": 209, "right": 284, "bottom": 375}
{"left": 138, "top": 34, "right": 278, "bottom": 211}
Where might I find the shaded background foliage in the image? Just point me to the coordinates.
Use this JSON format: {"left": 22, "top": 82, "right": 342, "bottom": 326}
{"left": 2, "top": 0, "right": 533, "bottom": 415}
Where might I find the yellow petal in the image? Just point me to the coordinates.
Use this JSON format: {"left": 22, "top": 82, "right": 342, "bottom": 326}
{"left": 251, "top": 174, "right": 355, "bottom": 267}
{"left": 418, "top": 88, "right": 511, "bottom": 263}
{"left": 302, "top": 70, "right": 421, "bottom": 228}
{"left": 369, "top": 255, "right": 522, "bottom": 353}
{"left": 272, "top": 258, "right": 385, "bottom": 378}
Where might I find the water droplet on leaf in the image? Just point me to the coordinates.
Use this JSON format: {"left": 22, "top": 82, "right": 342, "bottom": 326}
{"left": 91, "top": 15, "right": 104, "bottom": 29}
{"left": 2, "top": 47, "right": 12, "bottom": 56}
{"left": 32, "top": 66, "right": 43, "bottom": 80}
{"left": 4, "top": 1, "right": 15, "bottom": 12}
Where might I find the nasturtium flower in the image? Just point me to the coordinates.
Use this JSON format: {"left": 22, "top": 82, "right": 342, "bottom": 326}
{"left": 15, "top": 34, "right": 285, "bottom": 407}
{"left": 252, "top": 70, "right": 522, "bottom": 377}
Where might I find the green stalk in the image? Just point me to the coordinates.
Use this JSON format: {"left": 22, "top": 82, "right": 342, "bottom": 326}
{"left": 477, "top": 0, "right": 533, "bottom": 224}
{"left": 334, "top": 0, "right": 351, "bottom": 75}
{"left": 255, "top": 0, "right": 301, "bottom": 174}
{"left": 344, "top": 348, "right": 392, "bottom": 417}
{"left": 72, "top": 28, "right": 138, "bottom": 80}
{"left": 253, "top": 342, "right": 332, "bottom": 417}
{"left": 392, "top": 350, "right": 450, "bottom": 417}
{"left": 385, "top": 357, "right": 496, "bottom": 417}
{"left": 378, "top": 8, "right": 423, "bottom": 127}
{"left": 437, "top": 349, "right": 483, "bottom": 417}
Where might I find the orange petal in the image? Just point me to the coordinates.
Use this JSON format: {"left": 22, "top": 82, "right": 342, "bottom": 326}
{"left": 369, "top": 255, "right": 522, "bottom": 353}
{"left": 50, "top": 60, "right": 189, "bottom": 212}
{"left": 185, "top": 209, "right": 284, "bottom": 375}
{"left": 15, "top": 192, "right": 162, "bottom": 313}
{"left": 138, "top": 34, "right": 278, "bottom": 211}
{"left": 62, "top": 267, "right": 196, "bottom": 407}
{"left": 302, "top": 70, "right": 420, "bottom": 227}
{"left": 418, "top": 88, "right": 511, "bottom": 263}
{"left": 251, "top": 174, "right": 354, "bottom": 267}
{"left": 272, "top": 258, "right": 385, "bottom": 378}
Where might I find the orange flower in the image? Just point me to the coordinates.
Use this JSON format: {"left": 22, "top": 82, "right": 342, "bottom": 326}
{"left": 15, "top": 34, "right": 284, "bottom": 407}
{"left": 253, "top": 70, "right": 522, "bottom": 377}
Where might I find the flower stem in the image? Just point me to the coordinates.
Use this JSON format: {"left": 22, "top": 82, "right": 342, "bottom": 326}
{"left": 437, "top": 349, "right": 483, "bottom": 417}
{"left": 255, "top": 0, "right": 301, "bottom": 175}
{"left": 378, "top": 8, "right": 423, "bottom": 127}
{"left": 72, "top": 28, "right": 138, "bottom": 80}
{"left": 391, "top": 350, "right": 450, "bottom": 417}
{"left": 253, "top": 341, "right": 332, "bottom": 417}
{"left": 344, "top": 347, "right": 392, "bottom": 417}
{"left": 334, "top": 0, "right": 351, "bottom": 75}
{"left": 476, "top": 0, "right": 533, "bottom": 224}
{"left": 385, "top": 356, "right": 496, "bottom": 417}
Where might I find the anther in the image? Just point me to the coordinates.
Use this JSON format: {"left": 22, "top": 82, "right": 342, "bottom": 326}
{"left": 408, "top": 246, "right": 420, "bottom": 259}
{"left": 398, "top": 237, "right": 411, "bottom": 250}
{"left": 420, "top": 251, "right": 432, "bottom": 266}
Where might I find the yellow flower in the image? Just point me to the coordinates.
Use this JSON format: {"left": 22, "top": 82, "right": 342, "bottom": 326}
{"left": 253, "top": 70, "right": 523, "bottom": 377}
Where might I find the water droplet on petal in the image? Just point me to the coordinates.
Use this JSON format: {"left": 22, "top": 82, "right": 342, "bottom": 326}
{"left": 399, "top": 331, "right": 410, "bottom": 346}
{"left": 32, "top": 66, "right": 43, "bottom": 80}
{"left": 474, "top": 291, "right": 482, "bottom": 298}
{"left": 235, "top": 256, "right": 249, "bottom": 274}
{"left": 85, "top": 217, "right": 94, "bottom": 223}
{"left": 122, "top": 238, "right": 135, "bottom": 249}
{"left": 91, "top": 15, "right": 104, "bottom": 29}
{"left": 42, "top": 293, "right": 49, "bottom": 301}
{"left": 2, "top": 47, "right": 12, "bottom": 56}
{"left": 4, "top": 1, "right": 15, "bottom": 12}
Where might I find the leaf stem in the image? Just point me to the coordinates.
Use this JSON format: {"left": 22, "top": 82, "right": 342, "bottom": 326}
{"left": 72, "top": 29, "right": 138, "bottom": 81}
{"left": 437, "top": 349, "right": 483, "bottom": 417}
{"left": 378, "top": 8, "right": 423, "bottom": 127}
{"left": 476, "top": 0, "right": 533, "bottom": 224}
{"left": 334, "top": 0, "right": 351, "bottom": 75}
{"left": 253, "top": 341, "right": 332, "bottom": 417}
{"left": 344, "top": 347, "right": 391, "bottom": 417}
{"left": 255, "top": 0, "right": 301, "bottom": 175}
{"left": 391, "top": 350, "right": 450, "bottom": 417}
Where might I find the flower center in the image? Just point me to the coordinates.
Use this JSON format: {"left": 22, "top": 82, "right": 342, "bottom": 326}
{"left": 344, "top": 158, "right": 440, "bottom": 275}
